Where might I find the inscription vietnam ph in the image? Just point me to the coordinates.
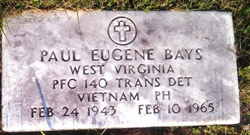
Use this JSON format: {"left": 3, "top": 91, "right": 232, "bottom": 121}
{"left": 2, "top": 11, "right": 239, "bottom": 132}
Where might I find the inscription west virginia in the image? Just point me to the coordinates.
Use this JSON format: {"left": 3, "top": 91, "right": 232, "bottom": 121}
{"left": 2, "top": 11, "right": 239, "bottom": 132}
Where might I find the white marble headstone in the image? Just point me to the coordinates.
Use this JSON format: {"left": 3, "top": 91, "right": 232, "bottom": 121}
{"left": 2, "top": 10, "right": 240, "bottom": 132}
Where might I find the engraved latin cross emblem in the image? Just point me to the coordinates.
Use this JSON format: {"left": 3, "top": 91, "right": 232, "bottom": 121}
{"left": 107, "top": 16, "right": 137, "bottom": 45}
{"left": 114, "top": 21, "right": 131, "bottom": 42}
{"left": 108, "top": 16, "right": 137, "bottom": 45}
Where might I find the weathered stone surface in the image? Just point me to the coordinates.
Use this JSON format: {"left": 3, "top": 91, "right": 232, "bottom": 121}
{"left": 2, "top": 10, "right": 239, "bottom": 132}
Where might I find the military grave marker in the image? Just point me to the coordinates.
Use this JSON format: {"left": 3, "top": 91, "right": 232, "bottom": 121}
{"left": 2, "top": 11, "right": 240, "bottom": 132}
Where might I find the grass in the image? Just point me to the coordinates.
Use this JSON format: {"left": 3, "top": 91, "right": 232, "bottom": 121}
{"left": 0, "top": 0, "right": 250, "bottom": 134}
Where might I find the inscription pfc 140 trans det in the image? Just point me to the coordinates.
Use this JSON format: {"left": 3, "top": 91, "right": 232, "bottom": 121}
{"left": 2, "top": 11, "right": 239, "bottom": 132}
